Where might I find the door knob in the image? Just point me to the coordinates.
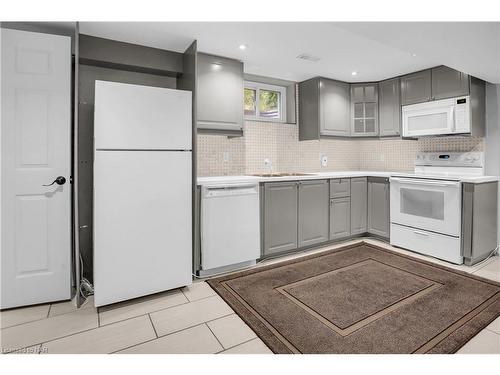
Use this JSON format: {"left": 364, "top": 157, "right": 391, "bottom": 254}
{"left": 43, "top": 176, "right": 66, "bottom": 186}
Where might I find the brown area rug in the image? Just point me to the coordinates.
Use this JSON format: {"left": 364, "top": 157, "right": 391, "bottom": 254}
{"left": 207, "top": 242, "right": 500, "bottom": 354}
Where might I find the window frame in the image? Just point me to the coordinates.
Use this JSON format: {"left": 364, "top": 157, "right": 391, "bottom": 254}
{"left": 244, "top": 81, "right": 287, "bottom": 123}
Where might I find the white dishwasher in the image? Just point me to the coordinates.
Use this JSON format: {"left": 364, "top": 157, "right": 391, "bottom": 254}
{"left": 201, "top": 183, "right": 260, "bottom": 272}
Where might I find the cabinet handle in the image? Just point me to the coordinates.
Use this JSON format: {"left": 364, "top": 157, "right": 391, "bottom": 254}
{"left": 413, "top": 230, "right": 429, "bottom": 237}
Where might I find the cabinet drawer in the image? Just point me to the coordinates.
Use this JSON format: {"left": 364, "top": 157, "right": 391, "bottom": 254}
{"left": 390, "top": 223, "right": 462, "bottom": 264}
{"left": 330, "top": 178, "right": 351, "bottom": 198}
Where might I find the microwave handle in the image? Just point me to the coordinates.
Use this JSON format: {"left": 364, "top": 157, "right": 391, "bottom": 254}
{"left": 390, "top": 177, "right": 460, "bottom": 187}
{"left": 449, "top": 106, "right": 455, "bottom": 133}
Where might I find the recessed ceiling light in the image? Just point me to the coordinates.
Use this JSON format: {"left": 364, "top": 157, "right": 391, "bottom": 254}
{"left": 239, "top": 44, "right": 248, "bottom": 50}
{"left": 211, "top": 62, "right": 222, "bottom": 70}
{"left": 351, "top": 71, "right": 358, "bottom": 76}
{"left": 411, "top": 53, "right": 417, "bottom": 57}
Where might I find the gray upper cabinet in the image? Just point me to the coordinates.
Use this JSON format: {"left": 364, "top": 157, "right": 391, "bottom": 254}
{"left": 298, "top": 66, "right": 475, "bottom": 141}
{"left": 378, "top": 78, "right": 401, "bottom": 137}
{"left": 401, "top": 66, "right": 471, "bottom": 106}
{"left": 197, "top": 53, "right": 244, "bottom": 132}
{"left": 330, "top": 197, "right": 351, "bottom": 240}
{"left": 298, "top": 77, "right": 350, "bottom": 140}
{"left": 431, "top": 66, "right": 470, "bottom": 100}
{"left": 401, "top": 70, "right": 432, "bottom": 106}
{"left": 350, "top": 177, "right": 367, "bottom": 235}
{"left": 263, "top": 182, "right": 298, "bottom": 256}
{"left": 321, "top": 79, "right": 351, "bottom": 136}
{"left": 350, "top": 83, "right": 379, "bottom": 137}
{"left": 298, "top": 180, "right": 329, "bottom": 247}
{"left": 367, "top": 177, "right": 390, "bottom": 238}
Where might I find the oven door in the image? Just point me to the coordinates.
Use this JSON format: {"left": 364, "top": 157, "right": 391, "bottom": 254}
{"left": 402, "top": 98, "right": 455, "bottom": 137}
{"left": 390, "top": 177, "right": 461, "bottom": 236}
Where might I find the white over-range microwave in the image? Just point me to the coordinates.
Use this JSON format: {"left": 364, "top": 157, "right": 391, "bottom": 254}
{"left": 402, "top": 96, "right": 470, "bottom": 137}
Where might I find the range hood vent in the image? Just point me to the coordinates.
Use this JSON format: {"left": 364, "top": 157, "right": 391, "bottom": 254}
{"left": 296, "top": 53, "right": 321, "bottom": 62}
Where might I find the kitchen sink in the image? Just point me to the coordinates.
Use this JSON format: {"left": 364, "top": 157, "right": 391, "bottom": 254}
{"left": 249, "top": 172, "right": 315, "bottom": 177}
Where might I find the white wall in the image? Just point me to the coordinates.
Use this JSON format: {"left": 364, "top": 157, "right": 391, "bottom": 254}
{"left": 485, "top": 83, "right": 500, "bottom": 244}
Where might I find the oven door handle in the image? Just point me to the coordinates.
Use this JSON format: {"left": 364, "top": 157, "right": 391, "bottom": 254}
{"left": 390, "top": 177, "right": 460, "bottom": 187}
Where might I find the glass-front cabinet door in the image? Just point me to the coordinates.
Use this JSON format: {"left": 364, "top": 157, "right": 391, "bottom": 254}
{"left": 350, "top": 83, "right": 379, "bottom": 137}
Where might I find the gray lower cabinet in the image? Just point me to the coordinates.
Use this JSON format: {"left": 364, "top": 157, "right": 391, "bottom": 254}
{"left": 298, "top": 180, "right": 329, "bottom": 247}
{"left": 263, "top": 182, "right": 298, "bottom": 255}
{"left": 350, "top": 177, "right": 367, "bottom": 235}
{"left": 401, "top": 70, "right": 432, "bottom": 106}
{"left": 367, "top": 177, "right": 390, "bottom": 238}
{"left": 330, "top": 197, "right": 351, "bottom": 240}
{"left": 431, "top": 66, "right": 470, "bottom": 100}
{"left": 378, "top": 78, "right": 401, "bottom": 137}
{"left": 462, "top": 182, "right": 498, "bottom": 265}
{"left": 196, "top": 53, "right": 244, "bottom": 132}
{"left": 298, "top": 77, "right": 350, "bottom": 140}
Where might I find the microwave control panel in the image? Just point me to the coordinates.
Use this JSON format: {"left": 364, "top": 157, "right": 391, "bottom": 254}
{"left": 454, "top": 96, "right": 470, "bottom": 133}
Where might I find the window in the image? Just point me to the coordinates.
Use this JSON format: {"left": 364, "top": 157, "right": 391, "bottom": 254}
{"left": 244, "top": 81, "right": 286, "bottom": 122}
{"left": 244, "top": 88, "right": 256, "bottom": 117}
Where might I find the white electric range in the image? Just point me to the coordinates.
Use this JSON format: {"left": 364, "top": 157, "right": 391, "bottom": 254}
{"left": 389, "top": 152, "right": 485, "bottom": 264}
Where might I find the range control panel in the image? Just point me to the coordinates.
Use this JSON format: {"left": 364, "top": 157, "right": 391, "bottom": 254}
{"left": 415, "top": 152, "right": 484, "bottom": 167}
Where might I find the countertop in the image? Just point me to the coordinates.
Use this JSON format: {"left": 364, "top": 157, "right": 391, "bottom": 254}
{"left": 197, "top": 171, "right": 499, "bottom": 186}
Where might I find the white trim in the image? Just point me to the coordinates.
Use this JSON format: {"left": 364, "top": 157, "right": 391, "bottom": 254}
{"left": 245, "top": 81, "right": 287, "bottom": 123}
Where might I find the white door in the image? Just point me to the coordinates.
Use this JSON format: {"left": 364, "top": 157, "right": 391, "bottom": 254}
{"left": 1, "top": 29, "right": 72, "bottom": 309}
{"left": 93, "top": 151, "right": 192, "bottom": 307}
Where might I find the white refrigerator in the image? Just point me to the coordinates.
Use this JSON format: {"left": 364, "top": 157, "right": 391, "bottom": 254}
{"left": 93, "top": 81, "right": 192, "bottom": 307}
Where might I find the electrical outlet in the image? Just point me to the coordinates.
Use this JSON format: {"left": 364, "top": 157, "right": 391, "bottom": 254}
{"left": 320, "top": 154, "right": 328, "bottom": 167}
{"left": 223, "top": 152, "right": 230, "bottom": 162}
{"left": 379, "top": 154, "right": 385, "bottom": 162}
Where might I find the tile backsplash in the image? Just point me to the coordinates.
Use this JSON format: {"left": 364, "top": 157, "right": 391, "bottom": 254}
{"left": 197, "top": 121, "right": 484, "bottom": 177}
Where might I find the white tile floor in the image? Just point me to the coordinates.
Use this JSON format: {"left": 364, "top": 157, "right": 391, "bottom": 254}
{"left": 0, "top": 238, "right": 499, "bottom": 354}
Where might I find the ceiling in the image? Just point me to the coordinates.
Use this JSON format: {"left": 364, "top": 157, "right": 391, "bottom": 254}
{"left": 79, "top": 22, "right": 500, "bottom": 83}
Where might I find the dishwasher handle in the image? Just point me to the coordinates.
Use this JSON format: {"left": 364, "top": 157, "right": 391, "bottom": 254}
{"left": 202, "top": 184, "right": 259, "bottom": 198}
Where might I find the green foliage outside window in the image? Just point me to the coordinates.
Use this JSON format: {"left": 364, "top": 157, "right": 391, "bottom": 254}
{"left": 244, "top": 88, "right": 256, "bottom": 115}
{"left": 244, "top": 85, "right": 281, "bottom": 119}
{"left": 259, "top": 90, "right": 279, "bottom": 115}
